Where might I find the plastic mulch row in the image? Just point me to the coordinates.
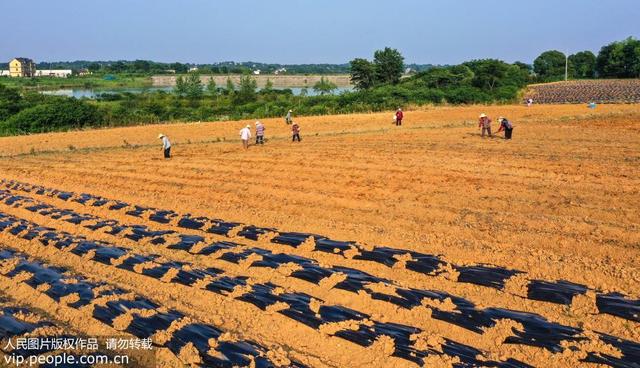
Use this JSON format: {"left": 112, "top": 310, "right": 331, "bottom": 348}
{"left": 14, "top": 183, "right": 630, "bottom": 317}
{"left": 2, "top": 213, "right": 639, "bottom": 367}
{"left": 0, "top": 214, "right": 541, "bottom": 367}
{"left": 6, "top": 188, "right": 635, "bottom": 325}
{"left": 0, "top": 246, "right": 307, "bottom": 368}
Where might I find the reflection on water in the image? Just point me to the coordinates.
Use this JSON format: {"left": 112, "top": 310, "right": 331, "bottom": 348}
{"left": 41, "top": 86, "right": 353, "bottom": 99}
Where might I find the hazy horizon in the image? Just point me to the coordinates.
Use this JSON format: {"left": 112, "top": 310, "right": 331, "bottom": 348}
{"left": 1, "top": 0, "right": 639, "bottom": 65}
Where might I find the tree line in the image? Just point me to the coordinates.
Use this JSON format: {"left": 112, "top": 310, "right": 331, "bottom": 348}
{"left": 0, "top": 60, "right": 353, "bottom": 75}
{"left": 0, "top": 60, "right": 354, "bottom": 76}
{"left": 349, "top": 37, "right": 640, "bottom": 93}
{"left": 533, "top": 37, "right": 640, "bottom": 81}
{"left": 0, "top": 60, "right": 444, "bottom": 77}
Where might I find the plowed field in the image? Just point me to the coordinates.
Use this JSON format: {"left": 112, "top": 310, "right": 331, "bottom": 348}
{"left": 0, "top": 104, "right": 638, "bottom": 367}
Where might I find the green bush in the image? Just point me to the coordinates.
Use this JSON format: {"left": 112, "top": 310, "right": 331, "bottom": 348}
{"left": 493, "top": 85, "right": 520, "bottom": 102}
{"left": 307, "top": 105, "right": 330, "bottom": 115}
{"left": 0, "top": 98, "right": 103, "bottom": 135}
{"left": 412, "top": 88, "right": 445, "bottom": 104}
{"left": 0, "top": 84, "right": 23, "bottom": 121}
{"left": 444, "top": 87, "right": 491, "bottom": 104}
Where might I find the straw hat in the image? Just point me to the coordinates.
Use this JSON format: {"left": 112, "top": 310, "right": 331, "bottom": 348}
{"left": 498, "top": 116, "right": 505, "bottom": 122}
{"left": 246, "top": 124, "right": 250, "bottom": 128}
{"left": 158, "top": 133, "right": 165, "bottom": 139}
{"left": 255, "top": 121, "right": 261, "bottom": 125}
{"left": 288, "top": 110, "right": 292, "bottom": 113}
{"left": 479, "top": 113, "right": 487, "bottom": 118}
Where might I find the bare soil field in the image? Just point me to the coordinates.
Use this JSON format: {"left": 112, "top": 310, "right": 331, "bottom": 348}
{"left": 0, "top": 104, "right": 638, "bottom": 367}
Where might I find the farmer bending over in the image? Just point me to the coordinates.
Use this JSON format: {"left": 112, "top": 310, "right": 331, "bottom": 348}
{"left": 497, "top": 117, "right": 514, "bottom": 140}
{"left": 478, "top": 113, "right": 492, "bottom": 138}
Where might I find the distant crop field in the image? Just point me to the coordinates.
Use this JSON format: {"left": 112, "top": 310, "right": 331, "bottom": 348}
{"left": 525, "top": 79, "right": 640, "bottom": 104}
{"left": 0, "top": 104, "right": 638, "bottom": 367}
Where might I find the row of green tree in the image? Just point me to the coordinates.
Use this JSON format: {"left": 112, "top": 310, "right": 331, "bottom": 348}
{"left": 0, "top": 60, "right": 442, "bottom": 76}
{"left": 349, "top": 37, "right": 640, "bottom": 91}
{"left": 348, "top": 47, "right": 531, "bottom": 106}
{"left": 533, "top": 37, "right": 640, "bottom": 81}
{"left": 173, "top": 74, "right": 339, "bottom": 101}
{"left": 84, "top": 61, "right": 354, "bottom": 75}
{"left": 0, "top": 60, "right": 356, "bottom": 76}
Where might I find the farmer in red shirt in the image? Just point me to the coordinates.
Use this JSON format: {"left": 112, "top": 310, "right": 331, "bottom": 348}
{"left": 292, "top": 121, "right": 301, "bottom": 142}
{"left": 395, "top": 108, "right": 404, "bottom": 126}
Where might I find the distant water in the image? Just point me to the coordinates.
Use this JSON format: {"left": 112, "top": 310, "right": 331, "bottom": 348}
{"left": 40, "top": 86, "right": 353, "bottom": 99}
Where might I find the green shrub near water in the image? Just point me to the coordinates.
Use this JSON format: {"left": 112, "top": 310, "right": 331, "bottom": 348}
{"left": 0, "top": 97, "right": 103, "bottom": 135}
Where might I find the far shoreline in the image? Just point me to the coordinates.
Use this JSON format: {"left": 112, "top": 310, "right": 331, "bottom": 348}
{"left": 151, "top": 74, "right": 354, "bottom": 88}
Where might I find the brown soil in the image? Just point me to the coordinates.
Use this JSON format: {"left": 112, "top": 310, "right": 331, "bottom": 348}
{"left": 0, "top": 104, "right": 638, "bottom": 367}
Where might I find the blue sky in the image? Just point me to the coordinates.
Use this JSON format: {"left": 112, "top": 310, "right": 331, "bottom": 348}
{"left": 1, "top": 0, "right": 638, "bottom": 65}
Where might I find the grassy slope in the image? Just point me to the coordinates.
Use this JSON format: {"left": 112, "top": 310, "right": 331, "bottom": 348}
{"left": 0, "top": 75, "right": 153, "bottom": 90}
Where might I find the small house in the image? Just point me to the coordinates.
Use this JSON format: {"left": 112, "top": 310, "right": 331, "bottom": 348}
{"left": 9, "top": 57, "right": 36, "bottom": 77}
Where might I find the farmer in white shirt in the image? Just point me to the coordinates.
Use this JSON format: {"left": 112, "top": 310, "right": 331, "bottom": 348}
{"left": 158, "top": 133, "right": 171, "bottom": 159}
{"left": 239, "top": 124, "right": 252, "bottom": 149}
{"left": 285, "top": 110, "right": 293, "bottom": 125}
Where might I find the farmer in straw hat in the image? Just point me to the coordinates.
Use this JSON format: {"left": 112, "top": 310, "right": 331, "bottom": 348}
{"left": 158, "top": 133, "right": 171, "bottom": 159}
{"left": 291, "top": 121, "right": 301, "bottom": 142}
{"left": 478, "top": 113, "right": 492, "bottom": 138}
{"left": 285, "top": 110, "right": 293, "bottom": 125}
{"left": 239, "top": 124, "right": 252, "bottom": 149}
